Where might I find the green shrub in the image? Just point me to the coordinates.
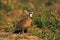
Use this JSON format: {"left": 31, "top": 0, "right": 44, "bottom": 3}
{"left": 3, "top": 4, "right": 11, "bottom": 12}
{"left": 33, "top": 13, "right": 48, "bottom": 28}
{"left": 18, "top": 0, "right": 28, "bottom": 4}
{"left": 0, "top": 2, "right": 2, "bottom": 10}
{"left": 0, "top": 1, "right": 4, "bottom": 10}
{"left": 45, "top": 1, "right": 53, "bottom": 6}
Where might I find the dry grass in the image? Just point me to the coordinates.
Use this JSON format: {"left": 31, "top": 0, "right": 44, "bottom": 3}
{"left": 0, "top": 0, "right": 60, "bottom": 40}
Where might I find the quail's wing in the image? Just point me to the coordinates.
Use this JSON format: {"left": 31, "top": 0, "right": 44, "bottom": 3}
{"left": 16, "top": 18, "right": 28, "bottom": 26}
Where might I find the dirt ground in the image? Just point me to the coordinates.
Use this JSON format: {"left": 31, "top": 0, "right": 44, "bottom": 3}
{"left": 0, "top": 32, "right": 40, "bottom": 40}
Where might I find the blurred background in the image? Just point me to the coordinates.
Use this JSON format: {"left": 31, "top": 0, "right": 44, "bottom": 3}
{"left": 0, "top": 0, "right": 60, "bottom": 40}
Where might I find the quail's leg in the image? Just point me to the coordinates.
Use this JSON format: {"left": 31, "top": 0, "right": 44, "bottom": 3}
{"left": 22, "top": 29, "right": 24, "bottom": 34}
{"left": 22, "top": 29, "right": 27, "bottom": 36}
{"left": 19, "top": 29, "right": 22, "bottom": 34}
{"left": 24, "top": 28, "right": 27, "bottom": 33}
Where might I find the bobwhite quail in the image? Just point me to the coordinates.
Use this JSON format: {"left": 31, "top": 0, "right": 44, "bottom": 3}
{"left": 13, "top": 12, "right": 34, "bottom": 34}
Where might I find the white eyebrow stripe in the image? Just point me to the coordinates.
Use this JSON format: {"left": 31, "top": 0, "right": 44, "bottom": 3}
{"left": 29, "top": 12, "right": 34, "bottom": 14}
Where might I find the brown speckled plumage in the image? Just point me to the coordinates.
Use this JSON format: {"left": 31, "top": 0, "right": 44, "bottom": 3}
{"left": 16, "top": 17, "right": 32, "bottom": 30}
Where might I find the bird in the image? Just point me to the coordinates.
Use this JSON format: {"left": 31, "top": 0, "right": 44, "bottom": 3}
{"left": 13, "top": 12, "right": 34, "bottom": 34}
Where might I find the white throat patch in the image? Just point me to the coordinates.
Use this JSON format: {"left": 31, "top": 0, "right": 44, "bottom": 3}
{"left": 29, "top": 12, "right": 34, "bottom": 17}
{"left": 30, "top": 14, "right": 33, "bottom": 17}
